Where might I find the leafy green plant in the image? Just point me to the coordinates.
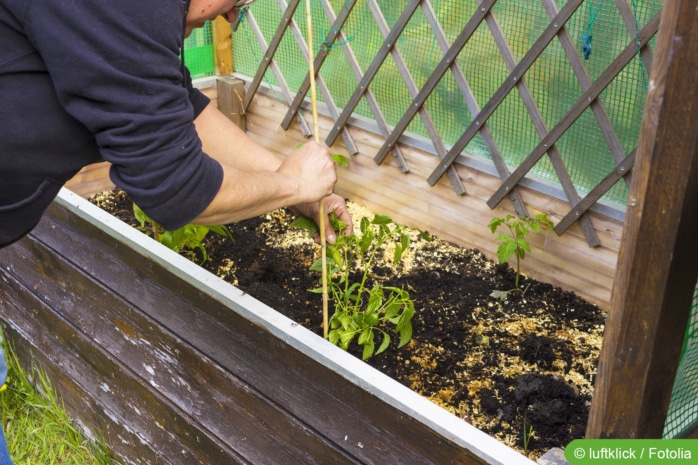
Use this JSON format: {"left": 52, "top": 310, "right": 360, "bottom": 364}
{"left": 295, "top": 213, "right": 426, "bottom": 360}
{"left": 133, "top": 204, "right": 234, "bottom": 264}
{"left": 488, "top": 213, "right": 553, "bottom": 290}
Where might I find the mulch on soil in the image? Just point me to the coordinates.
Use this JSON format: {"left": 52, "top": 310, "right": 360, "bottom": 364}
{"left": 90, "top": 189, "right": 606, "bottom": 460}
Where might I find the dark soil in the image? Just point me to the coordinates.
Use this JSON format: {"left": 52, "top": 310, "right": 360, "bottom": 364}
{"left": 90, "top": 189, "right": 606, "bottom": 460}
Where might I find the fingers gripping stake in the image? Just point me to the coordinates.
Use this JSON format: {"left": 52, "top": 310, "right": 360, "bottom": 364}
{"left": 305, "top": 0, "right": 329, "bottom": 339}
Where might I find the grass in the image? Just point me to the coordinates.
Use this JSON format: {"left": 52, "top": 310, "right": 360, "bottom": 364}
{"left": 0, "top": 337, "right": 118, "bottom": 465}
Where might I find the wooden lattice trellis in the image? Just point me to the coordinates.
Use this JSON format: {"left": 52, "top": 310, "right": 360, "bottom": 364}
{"left": 241, "top": 0, "right": 661, "bottom": 247}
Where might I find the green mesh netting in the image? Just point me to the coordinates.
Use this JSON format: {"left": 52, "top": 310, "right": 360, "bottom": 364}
{"left": 184, "top": 21, "right": 215, "bottom": 78}
{"left": 231, "top": 0, "right": 662, "bottom": 207}
{"left": 663, "top": 281, "right": 698, "bottom": 438}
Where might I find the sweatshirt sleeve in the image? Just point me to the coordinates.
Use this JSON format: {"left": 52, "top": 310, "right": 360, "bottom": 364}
{"left": 20, "top": 0, "right": 223, "bottom": 230}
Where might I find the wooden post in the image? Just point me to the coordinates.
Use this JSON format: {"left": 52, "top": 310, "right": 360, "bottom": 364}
{"left": 216, "top": 76, "right": 246, "bottom": 130}
{"left": 586, "top": 0, "right": 698, "bottom": 438}
{"left": 212, "top": 16, "right": 234, "bottom": 76}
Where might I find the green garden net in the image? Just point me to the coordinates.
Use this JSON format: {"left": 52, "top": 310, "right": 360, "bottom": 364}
{"left": 231, "top": 0, "right": 662, "bottom": 207}
{"left": 663, "top": 281, "right": 698, "bottom": 438}
{"left": 184, "top": 21, "right": 215, "bottom": 78}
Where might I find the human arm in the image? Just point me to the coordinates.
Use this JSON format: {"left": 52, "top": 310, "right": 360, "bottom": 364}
{"left": 192, "top": 102, "right": 353, "bottom": 242}
{"left": 18, "top": 0, "right": 351, "bottom": 240}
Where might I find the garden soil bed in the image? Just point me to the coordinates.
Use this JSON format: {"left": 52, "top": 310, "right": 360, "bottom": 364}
{"left": 90, "top": 189, "right": 606, "bottom": 460}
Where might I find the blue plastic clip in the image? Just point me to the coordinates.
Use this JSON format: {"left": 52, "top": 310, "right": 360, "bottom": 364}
{"left": 582, "top": 34, "right": 593, "bottom": 60}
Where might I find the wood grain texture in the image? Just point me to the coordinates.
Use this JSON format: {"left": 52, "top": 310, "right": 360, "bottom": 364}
{"left": 586, "top": 0, "right": 698, "bottom": 438}
{"left": 1, "top": 217, "right": 350, "bottom": 464}
{"left": 213, "top": 16, "right": 233, "bottom": 76}
{"left": 217, "top": 76, "right": 246, "bottom": 129}
{"left": 0, "top": 195, "right": 524, "bottom": 464}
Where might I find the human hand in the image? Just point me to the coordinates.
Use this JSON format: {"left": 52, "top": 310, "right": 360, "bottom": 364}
{"left": 292, "top": 194, "right": 353, "bottom": 244}
{"left": 277, "top": 141, "right": 337, "bottom": 204}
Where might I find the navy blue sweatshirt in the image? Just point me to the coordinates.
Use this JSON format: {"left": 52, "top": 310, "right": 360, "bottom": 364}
{"left": 0, "top": 0, "right": 224, "bottom": 246}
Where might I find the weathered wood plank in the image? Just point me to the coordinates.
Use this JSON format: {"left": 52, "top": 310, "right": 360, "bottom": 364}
{"left": 216, "top": 76, "right": 246, "bottom": 129}
{"left": 1, "top": 324, "right": 176, "bottom": 465}
{"left": 1, "top": 233, "right": 352, "bottom": 465}
{"left": 0, "top": 190, "right": 530, "bottom": 464}
{"left": 213, "top": 16, "right": 233, "bottom": 76}
{"left": 586, "top": 0, "right": 698, "bottom": 438}
{"left": 0, "top": 270, "right": 242, "bottom": 464}
{"left": 40, "top": 202, "right": 492, "bottom": 464}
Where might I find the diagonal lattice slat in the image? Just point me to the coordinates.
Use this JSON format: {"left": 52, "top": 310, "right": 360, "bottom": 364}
{"left": 556, "top": 149, "right": 636, "bottom": 234}
{"left": 232, "top": 1, "right": 660, "bottom": 241}
{"left": 365, "top": 0, "right": 466, "bottom": 194}
{"left": 243, "top": 0, "right": 301, "bottom": 111}
{"left": 481, "top": 0, "right": 599, "bottom": 246}
{"left": 486, "top": 12, "right": 660, "bottom": 209}
{"left": 325, "top": 0, "right": 424, "bottom": 147}
{"left": 318, "top": 0, "right": 411, "bottom": 172}
{"left": 372, "top": 0, "right": 502, "bottom": 164}
{"left": 423, "top": 0, "right": 586, "bottom": 184}
{"left": 244, "top": 7, "right": 312, "bottom": 137}
{"left": 276, "top": 0, "right": 359, "bottom": 154}
{"left": 420, "top": 0, "right": 529, "bottom": 217}
{"left": 541, "top": 0, "right": 632, "bottom": 190}
{"left": 279, "top": 0, "right": 359, "bottom": 130}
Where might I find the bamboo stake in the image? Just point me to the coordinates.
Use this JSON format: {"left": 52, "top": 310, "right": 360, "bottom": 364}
{"left": 305, "top": 0, "right": 329, "bottom": 338}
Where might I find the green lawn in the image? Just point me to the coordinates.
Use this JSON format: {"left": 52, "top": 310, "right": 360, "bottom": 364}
{"left": 0, "top": 337, "right": 118, "bottom": 465}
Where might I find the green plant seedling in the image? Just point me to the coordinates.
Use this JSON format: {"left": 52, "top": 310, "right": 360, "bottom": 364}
{"left": 523, "top": 410, "right": 535, "bottom": 457}
{"left": 488, "top": 213, "right": 553, "bottom": 292}
{"left": 133, "top": 204, "right": 234, "bottom": 264}
{"left": 295, "top": 212, "right": 425, "bottom": 360}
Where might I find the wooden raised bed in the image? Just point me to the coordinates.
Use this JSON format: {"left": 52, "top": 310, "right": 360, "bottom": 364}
{"left": 0, "top": 188, "right": 534, "bottom": 464}
{"left": 3, "top": 2, "right": 698, "bottom": 460}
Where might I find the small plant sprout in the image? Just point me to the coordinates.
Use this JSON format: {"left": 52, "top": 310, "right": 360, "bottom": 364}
{"left": 523, "top": 408, "right": 535, "bottom": 457}
{"left": 133, "top": 204, "right": 234, "bottom": 264}
{"left": 295, "top": 212, "right": 426, "bottom": 360}
{"left": 488, "top": 213, "right": 553, "bottom": 290}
